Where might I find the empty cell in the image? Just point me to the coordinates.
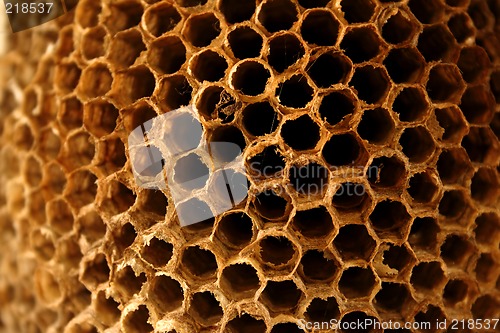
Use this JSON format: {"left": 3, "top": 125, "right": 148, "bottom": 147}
{"left": 220, "top": 263, "right": 260, "bottom": 299}
{"left": 384, "top": 244, "right": 413, "bottom": 273}
{"left": 197, "top": 86, "right": 239, "bottom": 122}
{"left": 341, "top": 27, "right": 382, "bottom": 63}
{"left": 439, "top": 190, "right": 473, "bottom": 222}
{"left": 462, "top": 127, "right": 500, "bottom": 165}
{"left": 144, "top": 3, "right": 181, "bottom": 37}
{"left": 305, "top": 297, "right": 340, "bottom": 322}
{"left": 184, "top": 13, "right": 221, "bottom": 48}
{"left": 137, "top": 190, "right": 167, "bottom": 216}
{"left": 219, "top": 0, "right": 256, "bottom": 23}
{"left": 358, "top": 108, "right": 394, "bottom": 144}
{"left": 471, "top": 168, "right": 499, "bottom": 206}
{"left": 56, "top": 26, "right": 75, "bottom": 58}
{"left": 258, "top": 0, "right": 298, "bottom": 33}
{"left": 436, "top": 148, "right": 473, "bottom": 185}
{"left": 259, "top": 280, "right": 303, "bottom": 313}
{"left": 375, "top": 282, "right": 411, "bottom": 312}
{"left": 414, "top": 306, "right": 446, "bottom": 331}
{"left": 47, "top": 198, "right": 74, "bottom": 234}
{"left": 441, "top": 234, "right": 475, "bottom": 268}
{"left": 189, "top": 291, "right": 223, "bottom": 326}
{"left": 319, "top": 90, "right": 356, "bottom": 126}
{"left": 288, "top": 162, "right": 329, "bottom": 196}
{"left": 475, "top": 253, "right": 497, "bottom": 283}
{"left": 333, "top": 224, "right": 377, "bottom": 261}
{"left": 369, "top": 200, "right": 411, "bottom": 239}
{"left": 76, "top": 0, "right": 101, "bottom": 28}
{"left": 408, "top": 171, "right": 440, "bottom": 204}
{"left": 141, "top": 238, "right": 173, "bottom": 267}
{"left": 94, "top": 291, "right": 120, "bottom": 327}
{"left": 209, "top": 125, "right": 246, "bottom": 163}
{"left": 28, "top": 189, "right": 46, "bottom": 225}
{"left": 448, "top": 12, "right": 475, "bottom": 43}
{"left": 173, "top": 153, "right": 209, "bottom": 191}
{"left": 99, "top": 181, "right": 136, "bottom": 215}
{"left": 83, "top": 100, "right": 118, "bottom": 137}
{"left": 59, "top": 97, "right": 83, "bottom": 131}
{"left": 259, "top": 236, "right": 296, "bottom": 266}
{"left": 340, "top": 0, "right": 375, "bottom": 23}
{"left": 30, "top": 229, "right": 55, "bottom": 261}
{"left": 35, "top": 268, "right": 62, "bottom": 305}
{"left": 322, "top": 133, "right": 364, "bottom": 166}
{"left": 474, "top": 213, "right": 499, "bottom": 246}
{"left": 226, "top": 314, "right": 266, "bottom": 333}
{"left": 181, "top": 246, "right": 217, "bottom": 279}
{"left": 191, "top": 50, "right": 228, "bottom": 82}
{"left": 382, "top": 11, "right": 415, "bottom": 44}
{"left": 77, "top": 210, "right": 106, "bottom": 244}
{"left": 149, "top": 275, "right": 183, "bottom": 313}
{"left": 350, "top": 65, "right": 390, "bottom": 104}
{"left": 271, "top": 322, "right": 304, "bottom": 333}
{"left": 458, "top": 46, "right": 490, "bottom": 83}
{"left": 113, "top": 66, "right": 156, "bottom": 106}
{"left": 81, "top": 254, "right": 110, "bottom": 288}
{"left": 418, "top": 24, "right": 457, "bottom": 62}
{"left": 216, "top": 212, "right": 253, "bottom": 249}
{"left": 332, "top": 182, "right": 371, "bottom": 213}
{"left": 108, "top": 29, "right": 145, "bottom": 69}
{"left": 148, "top": 36, "right": 186, "bottom": 75}
{"left": 443, "top": 279, "right": 469, "bottom": 305}
{"left": 339, "top": 266, "right": 376, "bottom": 298}
{"left": 103, "top": 1, "right": 143, "bottom": 33}
{"left": 291, "top": 206, "right": 334, "bottom": 239}
{"left": 281, "top": 115, "right": 320, "bottom": 150}
{"left": 55, "top": 62, "right": 81, "bottom": 94}
{"left": 24, "top": 155, "right": 42, "bottom": 187}
{"left": 81, "top": 26, "right": 107, "bottom": 60}
{"left": 176, "top": 198, "right": 214, "bottom": 227}
{"left": 231, "top": 60, "right": 270, "bottom": 96}
{"left": 228, "top": 26, "right": 263, "bottom": 59}
{"left": 114, "top": 266, "right": 146, "bottom": 299}
{"left": 411, "top": 261, "right": 446, "bottom": 291}
{"left": 472, "top": 295, "right": 499, "bottom": 319}
{"left": 122, "top": 102, "right": 155, "bottom": 133}
{"left": 95, "top": 138, "right": 127, "bottom": 175}
{"left": 460, "top": 86, "right": 495, "bottom": 125}
{"left": 299, "top": 250, "right": 337, "bottom": 282}
{"left": 77, "top": 64, "right": 113, "bottom": 100}
{"left": 300, "top": 9, "right": 339, "bottom": 46}
{"left": 468, "top": 0, "right": 494, "bottom": 30}
{"left": 384, "top": 48, "right": 425, "bottom": 84}
{"left": 64, "top": 170, "right": 98, "bottom": 209}
{"left": 392, "top": 87, "right": 429, "bottom": 122}
{"left": 177, "top": 0, "right": 207, "bottom": 6}
{"left": 408, "top": 217, "right": 440, "bottom": 254}
{"left": 123, "top": 305, "right": 153, "bottom": 333}
{"left": 307, "top": 52, "right": 351, "bottom": 87}
{"left": 242, "top": 101, "right": 279, "bottom": 136}
{"left": 434, "top": 106, "right": 468, "bottom": 143}
{"left": 408, "top": 0, "right": 445, "bottom": 24}
{"left": 267, "top": 33, "right": 305, "bottom": 73}
{"left": 247, "top": 145, "right": 286, "bottom": 179}
{"left": 399, "top": 126, "right": 436, "bottom": 163}
{"left": 157, "top": 75, "right": 193, "bottom": 110}
{"left": 275, "top": 75, "right": 314, "bottom": 108}
{"left": 44, "top": 162, "right": 67, "bottom": 194}
{"left": 60, "top": 131, "right": 95, "bottom": 170}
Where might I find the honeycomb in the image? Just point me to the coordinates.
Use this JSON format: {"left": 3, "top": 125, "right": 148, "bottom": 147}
{"left": 0, "top": 0, "right": 499, "bottom": 332}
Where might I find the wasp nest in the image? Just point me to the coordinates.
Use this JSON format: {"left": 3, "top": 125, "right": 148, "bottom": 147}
{"left": 0, "top": 0, "right": 499, "bottom": 332}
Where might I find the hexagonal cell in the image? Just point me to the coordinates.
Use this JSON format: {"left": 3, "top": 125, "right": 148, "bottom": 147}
{"left": 472, "top": 294, "right": 499, "bottom": 319}
{"left": 369, "top": 199, "right": 411, "bottom": 240}
{"left": 82, "top": 100, "right": 118, "bottom": 138}
{"left": 471, "top": 167, "right": 499, "bottom": 206}
{"left": 474, "top": 213, "right": 499, "bottom": 246}
{"left": 98, "top": 181, "right": 136, "bottom": 216}
{"left": 220, "top": 263, "right": 260, "bottom": 299}
{"left": 59, "top": 131, "right": 95, "bottom": 171}
{"left": 258, "top": 0, "right": 298, "bottom": 33}
{"left": 475, "top": 253, "right": 497, "bottom": 283}
{"left": 182, "top": 13, "right": 220, "bottom": 48}
{"left": 103, "top": 1, "right": 143, "bottom": 34}
{"left": 332, "top": 182, "right": 372, "bottom": 217}
{"left": 197, "top": 85, "right": 239, "bottom": 123}
{"left": 114, "top": 266, "right": 146, "bottom": 299}
{"left": 367, "top": 155, "right": 406, "bottom": 189}
{"left": 55, "top": 61, "right": 81, "bottom": 94}
{"left": 443, "top": 279, "right": 469, "bottom": 306}
{"left": 462, "top": 127, "right": 500, "bottom": 165}
{"left": 357, "top": 108, "right": 395, "bottom": 145}
{"left": 190, "top": 50, "right": 228, "bottom": 83}
{"left": 434, "top": 106, "right": 468, "bottom": 143}
{"left": 141, "top": 238, "right": 173, "bottom": 268}
{"left": 333, "top": 224, "right": 377, "bottom": 261}
{"left": 270, "top": 322, "right": 304, "bottom": 333}
{"left": 77, "top": 63, "right": 113, "bottom": 100}
{"left": 247, "top": 145, "right": 286, "bottom": 179}
{"left": 227, "top": 26, "right": 263, "bottom": 60}
{"left": 319, "top": 90, "right": 356, "bottom": 126}
{"left": 43, "top": 161, "right": 67, "bottom": 194}
{"left": 468, "top": 0, "right": 495, "bottom": 30}
{"left": 189, "top": 291, "right": 223, "bottom": 326}
{"left": 323, "top": 133, "right": 367, "bottom": 166}
{"left": 156, "top": 75, "right": 193, "bottom": 112}
{"left": 399, "top": 126, "right": 436, "bottom": 163}
{"left": 181, "top": 246, "right": 217, "bottom": 280}
{"left": 457, "top": 46, "right": 490, "bottom": 84}
{"left": 225, "top": 313, "right": 266, "bottom": 333}
{"left": 59, "top": 97, "right": 83, "bottom": 131}
{"left": 414, "top": 305, "right": 446, "bottom": 332}
{"left": 259, "top": 280, "right": 303, "bottom": 314}
{"left": 123, "top": 305, "right": 153, "bottom": 333}
{"left": 339, "top": 266, "right": 377, "bottom": 298}
{"left": 258, "top": 236, "right": 296, "bottom": 267}
{"left": 340, "top": 0, "right": 375, "bottom": 23}
{"left": 35, "top": 268, "right": 62, "bottom": 305}
{"left": 276, "top": 75, "right": 314, "bottom": 108}
{"left": 77, "top": 210, "right": 106, "bottom": 244}
{"left": 300, "top": 9, "right": 340, "bottom": 46}
{"left": 460, "top": 86, "right": 495, "bottom": 125}
{"left": 231, "top": 60, "right": 270, "bottom": 96}
{"left": 209, "top": 125, "right": 246, "bottom": 162}
{"left": 385, "top": 48, "right": 425, "bottom": 84}
{"left": 47, "top": 198, "right": 74, "bottom": 234}
{"left": 81, "top": 26, "right": 107, "bottom": 60}
{"left": 174, "top": 153, "right": 210, "bottom": 191}
{"left": 30, "top": 229, "right": 55, "bottom": 261}
{"left": 308, "top": 52, "right": 351, "bottom": 88}
{"left": 290, "top": 206, "right": 334, "bottom": 239}
{"left": 144, "top": 2, "right": 181, "bottom": 37}
{"left": 64, "top": 169, "right": 97, "bottom": 210}
{"left": 93, "top": 291, "right": 120, "bottom": 327}
{"left": 281, "top": 115, "right": 320, "bottom": 150}
{"left": 81, "top": 253, "right": 110, "bottom": 288}
{"left": 350, "top": 65, "right": 390, "bottom": 104}
{"left": 436, "top": 148, "right": 473, "bottom": 185}
{"left": 219, "top": 0, "right": 256, "bottom": 23}
{"left": 28, "top": 189, "right": 46, "bottom": 225}
{"left": 410, "top": 261, "right": 446, "bottom": 293}
{"left": 215, "top": 212, "right": 253, "bottom": 250}
{"left": 440, "top": 234, "right": 475, "bottom": 268}
{"left": 95, "top": 138, "right": 127, "bottom": 175}
{"left": 108, "top": 29, "right": 145, "bottom": 69}
{"left": 409, "top": 0, "right": 445, "bottom": 24}
{"left": 112, "top": 66, "right": 155, "bottom": 106}
{"left": 112, "top": 222, "right": 136, "bottom": 254}
{"left": 408, "top": 171, "right": 440, "bottom": 204}
{"left": 392, "top": 87, "right": 429, "bottom": 123}
{"left": 23, "top": 155, "right": 42, "bottom": 188}
{"left": 418, "top": 24, "right": 457, "bottom": 62}
{"left": 288, "top": 162, "right": 329, "bottom": 197}
{"left": 305, "top": 296, "right": 340, "bottom": 322}
{"left": 149, "top": 275, "right": 183, "bottom": 314}
{"left": 382, "top": 10, "right": 416, "bottom": 45}
{"left": 242, "top": 101, "right": 279, "bottom": 137}
{"left": 267, "top": 32, "right": 305, "bottom": 73}
{"left": 147, "top": 36, "right": 186, "bottom": 75}
{"left": 137, "top": 189, "right": 167, "bottom": 217}
{"left": 55, "top": 26, "right": 75, "bottom": 58}
{"left": 299, "top": 250, "right": 337, "bottom": 283}
{"left": 375, "top": 282, "right": 412, "bottom": 313}
{"left": 75, "top": 0, "right": 101, "bottom": 28}
{"left": 438, "top": 189, "right": 474, "bottom": 224}
{"left": 382, "top": 243, "right": 414, "bottom": 274}
{"left": 341, "top": 27, "right": 382, "bottom": 64}
{"left": 447, "top": 12, "right": 475, "bottom": 43}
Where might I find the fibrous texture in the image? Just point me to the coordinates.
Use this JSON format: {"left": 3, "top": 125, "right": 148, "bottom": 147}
{"left": 0, "top": 0, "right": 499, "bottom": 332}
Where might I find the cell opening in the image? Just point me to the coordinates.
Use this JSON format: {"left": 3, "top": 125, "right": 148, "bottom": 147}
{"left": 408, "top": 0, "right": 445, "bottom": 24}
{"left": 418, "top": 24, "right": 457, "bottom": 62}
{"left": 184, "top": 13, "right": 220, "bottom": 47}
{"left": 78, "top": 64, "right": 112, "bottom": 99}
{"left": 307, "top": 52, "right": 351, "bottom": 87}
{"left": 191, "top": 49, "right": 228, "bottom": 82}
{"left": 440, "top": 235, "right": 474, "bottom": 268}
{"left": 447, "top": 12, "right": 475, "bottom": 43}
{"left": 468, "top": 1, "right": 493, "bottom": 30}
{"left": 76, "top": 0, "right": 101, "bottom": 28}
{"left": 393, "top": 87, "right": 429, "bottom": 122}
{"left": 35, "top": 268, "right": 62, "bottom": 305}
{"left": 460, "top": 86, "right": 495, "bottom": 125}
{"left": 99, "top": 181, "right": 136, "bottom": 215}
{"left": 83, "top": 100, "right": 119, "bottom": 137}
{"left": 305, "top": 297, "right": 340, "bottom": 322}
{"left": 113, "top": 222, "right": 136, "bottom": 254}
{"left": 462, "top": 127, "right": 499, "bottom": 164}
{"left": 31, "top": 229, "right": 55, "bottom": 261}
{"left": 104, "top": 1, "right": 143, "bottom": 33}
{"left": 436, "top": 149, "right": 472, "bottom": 185}
{"left": 231, "top": 60, "right": 270, "bottom": 96}
{"left": 408, "top": 217, "right": 439, "bottom": 254}
{"left": 276, "top": 75, "right": 314, "bottom": 108}
{"left": 300, "top": 9, "right": 339, "bottom": 46}
{"left": 281, "top": 115, "right": 320, "bottom": 150}
{"left": 148, "top": 36, "right": 186, "bottom": 75}
{"left": 228, "top": 26, "right": 263, "bottom": 59}
{"left": 340, "top": 0, "right": 375, "bottom": 23}
{"left": 150, "top": 275, "right": 183, "bottom": 313}
{"left": 81, "top": 26, "right": 106, "bottom": 60}
{"left": 471, "top": 168, "right": 499, "bottom": 206}
{"left": 438, "top": 190, "right": 469, "bottom": 219}
{"left": 399, "top": 126, "right": 435, "bottom": 163}
{"left": 209, "top": 125, "right": 246, "bottom": 163}
{"left": 319, "top": 90, "right": 356, "bottom": 126}
{"left": 247, "top": 145, "right": 286, "bottom": 179}
{"left": 291, "top": 206, "right": 334, "bottom": 238}
{"left": 181, "top": 246, "right": 217, "bottom": 279}
{"left": 242, "top": 101, "right": 279, "bottom": 136}
{"left": 322, "top": 133, "right": 363, "bottom": 166}
{"left": 474, "top": 213, "right": 499, "bottom": 246}
{"left": 341, "top": 27, "right": 381, "bottom": 63}
{"left": 414, "top": 306, "right": 446, "bottom": 331}
{"left": 259, "top": 280, "right": 302, "bottom": 313}
{"left": 220, "top": 263, "right": 260, "bottom": 299}
{"left": 137, "top": 189, "right": 167, "bottom": 216}
{"left": 333, "top": 224, "right": 377, "bottom": 261}
{"left": 61, "top": 131, "right": 95, "bottom": 170}
{"left": 47, "top": 199, "right": 74, "bottom": 234}
{"left": 299, "top": 250, "right": 337, "bottom": 282}
{"left": 141, "top": 238, "right": 173, "bottom": 267}
{"left": 358, "top": 108, "right": 394, "bottom": 144}
{"left": 475, "top": 253, "right": 496, "bottom": 283}
{"left": 458, "top": 46, "right": 490, "bottom": 83}
{"left": 216, "top": 212, "right": 253, "bottom": 249}
{"left": 427, "top": 64, "right": 464, "bottom": 103}
{"left": 383, "top": 244, "right": 413, "bottom": 272}
{"left": 410, "top": 261, "right": 445, "bottom": 291}
{"left": 443, "top": 279, "right": 468, "bottom": 306}
{"left": 375, "top": 282, "right": 410, "bottom": 312}
{"left": 267, "top": 33, "right": 305, "bottom": 73}
{"left": 81, "top": 254, "right": 110, "bottom": 288}
{"left": 196, "top": 86, "right": 238, "bottom": 123}
{"left": 384, "top": 48, "right": 425, "bottom": 84}
{"left": 226, "top": 314, "right": 266, "bottom": 333}
{"left": 176, "top": 198, "right": 215, "bottom": 227}
{"left": 157, "top": 75, "right": 193, "bottom": 111}
{"left": 114, "top": 266, "right": 146, "bottom": 299}
{"left": 24, "top": 155, "right": 42, "bottom": 187}
{"left": 332, "top": 182, "right": 371, "bottom": 212}
{"left": 369, "top": 200, "right": 411, "bottom": 237}
{"left": 258, "top": 0, "right": 298, "bottom": 33}
{"left": 289, "top": 162, "right": 329, "bottom": 196}
{"left": 219, "top": 0, "right": 256, "bottom": 24}
{"left": 259, "top": 236, "right": 295, "bottom": 266}
{"left": 350, "top": 65, "right": 390, "bottom": 104}
{"left": 144, "top": 3, "right": 181, "bottom": 37}
{"left": 408, "top": 172, "right": 439, "bottom": 204}
{"left": 65, "top": 170, "right": 98, "bottom": 209}
{"left": 123, "top": 305, "right": 153, "bottom": 333}
{"left": 173, "top": 153, "right": 209, "bottom": 191}
{"left": 434, "top": 107, "right": 468, "bottom": 143}
{"left": 339, "top": 267, "right": 376, "bottom": 298}
{"left": 382, "top": 11, "right": 414, "bottom": 44}
{"left": 189, "top": 292, "right": 223, "bottom": 326}
{"left": 78, "top": 211, "right": 105, "bottom": 243}
{"left": 94, "top": 291, "right": 120, "bottom": 326}
{"left": 59, "top": 97, "right": 83, "bottom": 131}
{"left": 472, "top": 295, "right": 499, "bottom": 319}
{"left": 108, "top": 29, "right": 145, "bottom": 69}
